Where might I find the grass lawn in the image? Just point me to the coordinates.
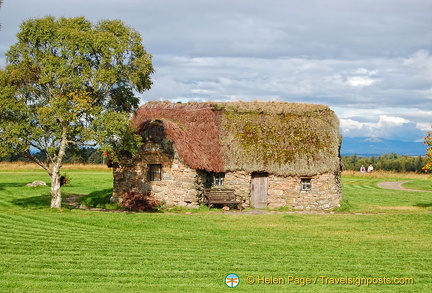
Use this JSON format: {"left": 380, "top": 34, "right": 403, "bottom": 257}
{"left": 0, "top": 166, "right": 431, "bottom": 292}
{"left": 341, "top": 171, "right": 432, "bottom": 214}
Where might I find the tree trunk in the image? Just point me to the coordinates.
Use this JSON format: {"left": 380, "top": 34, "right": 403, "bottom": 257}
{"left": 50, "top": 124, "right": 69, "bottom": 209}
{"left": 50, "top": 163, "right": 62, "bottom": 209}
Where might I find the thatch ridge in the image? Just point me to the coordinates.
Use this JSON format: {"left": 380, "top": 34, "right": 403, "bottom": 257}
{"left": 209, "top": 100, "right": 331, "bottom": 114}
{"left": 132, "top": 101, "right": 341, "bottom": 176}
{"left": 211, "top": 101, "right": 341, "bottom": 176}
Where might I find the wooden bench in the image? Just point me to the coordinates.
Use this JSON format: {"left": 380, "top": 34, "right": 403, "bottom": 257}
{"left": 204, "top": 188, "right": 243, "bottom": 210}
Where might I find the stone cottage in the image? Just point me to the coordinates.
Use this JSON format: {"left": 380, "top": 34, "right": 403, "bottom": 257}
{"left": 111, "top": 101, "right": 342, "bottom": 210}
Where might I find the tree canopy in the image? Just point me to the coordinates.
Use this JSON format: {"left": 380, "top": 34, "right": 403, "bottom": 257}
{"left": 0, "top": 16, "right": 154, "bottom": 208}
{"left": 422, "top": 127, "right": 432, "bottom": 172}
{"left": 342, "top": 153, "right": 426, "bottom": 173}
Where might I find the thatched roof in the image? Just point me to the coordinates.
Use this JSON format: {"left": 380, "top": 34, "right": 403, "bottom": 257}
{"left": 133, "top": 102, "right": 225, "bottom": 172}
{"left": 132, "top": 101, "right": 341, "bottom": 176}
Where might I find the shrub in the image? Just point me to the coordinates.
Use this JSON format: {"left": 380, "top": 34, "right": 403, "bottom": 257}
{"left": 120, "top": 191, "right": 160, "bottom": 212}
{"left": 60, "top": 174, "right": 71, "bottom": 186}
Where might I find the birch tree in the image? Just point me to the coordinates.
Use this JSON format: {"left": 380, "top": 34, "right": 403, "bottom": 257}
{"left": 0, "top": 16, "right": 153, "bottom": 208}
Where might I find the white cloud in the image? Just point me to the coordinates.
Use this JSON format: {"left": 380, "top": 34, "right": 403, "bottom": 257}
{"left": 142, "top": 53, "right": 430, "bottom": 109}
{"left": 345, "top": 67, "right": 380, "bottom": 87}
{"left": 403, "top": 50, "right": 432, "bottom": 79}
{"left": 339, "top": 113, "right": 424, "bottom": 141}
{"left": 378, "top": 115, "right": 409, "bottom": 126}
{"left": 1, "top": 0, "right": 432, "bottom": 143}
{"left": 417, "top": 123, "right": 431, "bottom": 132}
{"left": 346, "top": 76, "right": 378, "bottom": 87}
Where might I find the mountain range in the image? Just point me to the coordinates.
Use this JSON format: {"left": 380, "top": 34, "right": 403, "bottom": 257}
{"left": 340, "top": 137, "right": 427, "bottom": 157}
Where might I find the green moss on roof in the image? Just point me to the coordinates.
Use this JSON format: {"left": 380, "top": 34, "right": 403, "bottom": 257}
{"left": 213, "top": 101, "right": 341, "bottom": 176}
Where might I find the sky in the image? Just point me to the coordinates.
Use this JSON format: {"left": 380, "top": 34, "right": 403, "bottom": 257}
{"left": 0, "top": 0, "right": 431, "bottom": 144}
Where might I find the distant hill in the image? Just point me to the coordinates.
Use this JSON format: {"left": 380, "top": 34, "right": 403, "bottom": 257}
{"left": 341, "top": 137, "right": 427, "bottom": 157}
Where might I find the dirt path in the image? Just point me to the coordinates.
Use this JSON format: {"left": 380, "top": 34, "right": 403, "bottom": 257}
{"left": 377, "top": 181, "right": 432, "bottom": 192}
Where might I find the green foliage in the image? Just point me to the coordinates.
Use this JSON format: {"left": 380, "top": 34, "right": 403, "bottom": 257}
{"left": 423, "top": 126, "right": 432, "bottom": 172}
{"left": 342, "top": 153, "right": 426, "bottom": 172}
{"left": 0, "top": 16, "right": 153, "bottom": 207}
{"left": 90, "top": 111, "right": 144, "bottom": 163}
{"left": 1, "top": 16, "right": 153, "bottom": 160}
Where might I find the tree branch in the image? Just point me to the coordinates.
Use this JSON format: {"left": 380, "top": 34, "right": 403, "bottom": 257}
{"left": 24, "top": 151, "right": 52, "bottom": 176}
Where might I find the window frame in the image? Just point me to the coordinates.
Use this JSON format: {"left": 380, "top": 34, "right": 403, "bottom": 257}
{"left": 148, "top": 164, "right": 162, "bottom": 181}
{"left": 300, "top": 177, "right": 312, "bottom": 191}
{"left": 213, "top": 172, "right": 225, "bottom": 186}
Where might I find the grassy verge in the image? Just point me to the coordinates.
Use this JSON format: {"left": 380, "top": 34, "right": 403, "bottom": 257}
{"left": 341, "top": 170, "right": 432, "bottom": 180}
{"left": 341, "top": 171, "right": 432, "bottom": 214}
{"left": 403, "top": 180, "right": 432, "bottom": 191}
{"left": 0, "top": 167, "right": 431, "bottom": 292}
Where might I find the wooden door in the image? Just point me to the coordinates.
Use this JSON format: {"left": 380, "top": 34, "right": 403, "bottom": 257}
{"left": 250, "top": 172, "right": 268, "bottom": 208}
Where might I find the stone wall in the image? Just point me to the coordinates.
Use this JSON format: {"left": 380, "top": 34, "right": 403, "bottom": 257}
{"left": 111, "top": 148, "right": 201, "bottom": 208}
{"left": 223, "top": 170, "right": 251, "bottom": 204}
{"left": 222, "top": 171, "right": 341, "bottom": 210}
{"left": 267, "top": 173, "right": 342, "bottom": 210}
{"left": 112, "top": 148, "right": 342, "bottom": 211}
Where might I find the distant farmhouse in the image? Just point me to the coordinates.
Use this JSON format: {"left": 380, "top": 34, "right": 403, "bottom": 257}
{"left": 111, "top": 101, "right": 342, "bottom": 211}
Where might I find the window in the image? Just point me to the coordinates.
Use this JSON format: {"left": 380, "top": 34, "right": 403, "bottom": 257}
{"left": 300, "top": 178, "right": 311, "bottom": 191}
{"left": 148, "top": 164, "right": 162, "bottom": 181}
{"left": 214, "top": 173, "right": 225, "bottom": 186}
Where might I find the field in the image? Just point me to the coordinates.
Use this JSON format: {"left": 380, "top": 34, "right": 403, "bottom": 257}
{"left": 0, "top": 164, "right": 431, "bottom": 292}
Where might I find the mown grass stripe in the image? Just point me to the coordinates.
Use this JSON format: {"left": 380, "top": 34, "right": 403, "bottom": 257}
{"left": 0, "top": 170, "right": 431, "bottom": 292}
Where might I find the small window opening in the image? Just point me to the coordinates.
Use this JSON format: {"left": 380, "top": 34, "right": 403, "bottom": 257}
{"left": 301, "top": 178, "right": 311, "bottom": 191}
{"left": 214, "top": 173, "right": 225, "bottom": 186}
{"left": 148, "top": 164, "right": 162, "bottom": 181}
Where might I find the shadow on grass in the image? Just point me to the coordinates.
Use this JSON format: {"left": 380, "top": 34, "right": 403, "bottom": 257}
{"left": 76, "top": 188, "right": 115, "bottom": 209}
{"left": 10, "top": 189, "right": 115, "bottom": 210}
{"left": 10, "top": 188, "right": 118, "bottom": 210}
{"left": 0, "top": 183, "right": 29, "bottom": 191}
{"left": 11, "top": 193, "right": 51, "bottom": 208}
{"left": 414, "top": 202, "right": 432, "bottom": 208}
{"left": 75, "top": 189, "right": 165, "bottom": 213}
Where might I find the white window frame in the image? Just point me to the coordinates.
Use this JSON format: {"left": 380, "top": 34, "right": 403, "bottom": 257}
{"left": 300, "top": 178, "right": 311, "bottom": 191}
{"left": 214, "top": 173, "right": 225, "bottom": 186}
